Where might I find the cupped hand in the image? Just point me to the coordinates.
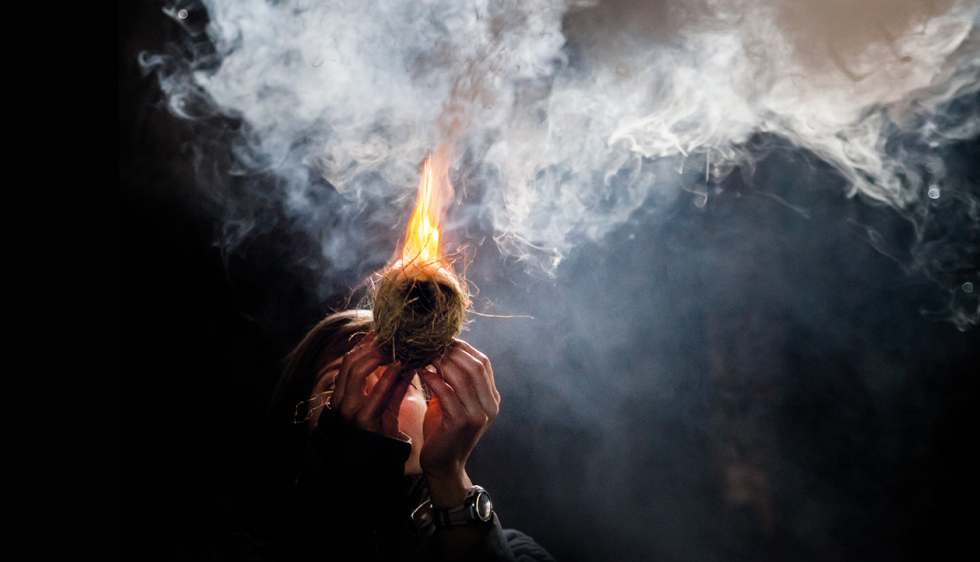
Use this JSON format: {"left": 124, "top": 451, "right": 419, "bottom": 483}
{"left": 417, "top": 340, "right": 500, "bottom": 506}
{"left": 329, "top": 333, "right": 411, "bottom": 440}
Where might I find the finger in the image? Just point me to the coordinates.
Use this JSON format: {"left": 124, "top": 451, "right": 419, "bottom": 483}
{"left": 331, "top": 335, "right": 374, "bottom": 406}
{"left": 433, "top": 352, "right": 487, "bottom": 420}
{"left": 448, "top": 340, "right": 500, "bottom": 405}
{"left": 306, "top": 363, "right": 340, "bottom": 429}
{"left": 360, "top": 363, "right": 406, "bottom": 422}
{"left": 418, "top": 368, "right": 463, "bottom": 418}
{"left": 336, "top": 334, "right": 378, "bottom": 396}
{"left": 451, "top": 340, "right": 493, "bottom": 384}
{"left": 443, "top": 344, "right": 500, "bottom": 418}
{"left": 385, "top": 369, "right": 413, "bottom": 412}
{"left": 357, "top": 363, "right": 407, "bottom": 435}
{"left": 334, "top": 344, "right": 384, "bottom": 416}
{"left": 380, "top": 370, "right": 413, "bottom": 439}
{"left": 321, "top": 356, "right": 343, "bottom": 372}
{"left": 311, "top": 367, "right": 340, "bottom": 402}
{"left": 312, "top": 357, "right": 344, "bottom": 395}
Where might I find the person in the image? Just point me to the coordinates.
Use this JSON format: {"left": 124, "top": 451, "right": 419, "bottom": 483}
{"left": 264, "top": 309, "right": 555, "bottom": 561}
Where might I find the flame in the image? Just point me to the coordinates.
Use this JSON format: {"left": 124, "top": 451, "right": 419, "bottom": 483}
{"left": 401, "top": 147, "right": 452, "bottom": 269}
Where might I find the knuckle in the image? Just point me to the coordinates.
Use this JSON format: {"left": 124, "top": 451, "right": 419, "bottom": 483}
{"left": 343, "top": 403, "right": 357, "bottom": 418}
{"left": 461, "top": 414, "right": 481, "bottom": 430}
{"left": 469, "top": 412, "right": 490, "bottom": 429}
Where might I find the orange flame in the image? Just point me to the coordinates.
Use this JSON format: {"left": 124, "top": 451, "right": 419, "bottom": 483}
{"left": 401, "top": 147, "right": 452, "bottom": 269}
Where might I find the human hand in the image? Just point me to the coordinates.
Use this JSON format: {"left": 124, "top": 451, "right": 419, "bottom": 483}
{"left": 417, "top": 340, "right": 500, "bottom": 507}
{"left": 329, "top": 333, "right": 412, "bottom": 441}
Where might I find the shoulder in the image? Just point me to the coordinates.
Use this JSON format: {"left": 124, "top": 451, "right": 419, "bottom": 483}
{"left": 502, "top": 528, "right": 557, "bottom": 562}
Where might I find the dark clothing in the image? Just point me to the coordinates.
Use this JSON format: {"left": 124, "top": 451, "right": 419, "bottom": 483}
{"left": 273, "top": 408, "right": 554, "bottom": 562}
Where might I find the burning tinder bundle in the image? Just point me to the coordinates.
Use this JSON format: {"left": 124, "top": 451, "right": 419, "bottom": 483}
{"left": 373, "top": 260, "right": 467, "bottom": 369}
{"left": 372, "top": 149, "right": 468, "bottom": 369}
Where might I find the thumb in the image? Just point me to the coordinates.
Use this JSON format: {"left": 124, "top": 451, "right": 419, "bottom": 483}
{"left": 378, "top": 367, "right": 411, "bottom": 439}
{"left": 422, "top": 393, "right": 443, "bottom": 439}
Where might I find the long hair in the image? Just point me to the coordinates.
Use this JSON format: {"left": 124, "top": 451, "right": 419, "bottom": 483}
{"left": 264, "top": 309, "right": 374, "bottom": 508}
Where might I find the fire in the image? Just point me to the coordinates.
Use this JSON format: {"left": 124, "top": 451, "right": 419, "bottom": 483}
{"left": 372, "top": 144, "right": 466, "bottom": 369}
{"left": 400, "top": 146, "right": 452, "bottom": 269}
{"left": 403, "top": 157, "right": 441, "bottom": 264}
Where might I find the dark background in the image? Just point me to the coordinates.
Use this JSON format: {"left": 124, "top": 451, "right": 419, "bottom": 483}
{"left": 121, "top": 2, "right": 978, "bottom": 560}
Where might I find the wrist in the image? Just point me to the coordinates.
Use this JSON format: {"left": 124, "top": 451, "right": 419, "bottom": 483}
{"left": 425, "top": 470, "right": 472, "bottom": 508}
{"left": 412, "top": 485, "right": 495, "bottom": 532}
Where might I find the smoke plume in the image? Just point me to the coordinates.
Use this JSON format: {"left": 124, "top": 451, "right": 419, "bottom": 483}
{"left": 141, "top": 0, "right": 979, "bottom": 323}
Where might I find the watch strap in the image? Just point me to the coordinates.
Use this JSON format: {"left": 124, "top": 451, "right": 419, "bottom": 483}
{"left": 413, "top": 485, "right": 493, "bottom": 530}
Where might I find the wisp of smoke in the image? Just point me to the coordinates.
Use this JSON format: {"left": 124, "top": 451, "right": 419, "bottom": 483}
{"left": 141, "top": 0, "right": 980, "bottom": 328}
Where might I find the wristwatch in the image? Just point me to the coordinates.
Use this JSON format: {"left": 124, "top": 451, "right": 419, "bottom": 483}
{"left": 412, "top": 485, "right": 494, "bottom": 530}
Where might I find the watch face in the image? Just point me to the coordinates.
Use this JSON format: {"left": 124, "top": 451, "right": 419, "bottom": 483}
{"left": 476, "top": 491, "right": 492, "bottom": 521}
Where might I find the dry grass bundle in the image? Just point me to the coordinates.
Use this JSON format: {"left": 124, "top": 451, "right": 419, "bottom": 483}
{"left": 372, "top": 261, "right": 468, "bottom": 369}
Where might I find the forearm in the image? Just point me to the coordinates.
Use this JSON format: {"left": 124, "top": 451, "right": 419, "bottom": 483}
{"left": 427, "top": 470, "right": 483, "bottom": 559}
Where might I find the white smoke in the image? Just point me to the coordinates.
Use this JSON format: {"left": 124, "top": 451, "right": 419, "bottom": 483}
{"left": 142, "top": 0, "right": 979, "bottom": 321}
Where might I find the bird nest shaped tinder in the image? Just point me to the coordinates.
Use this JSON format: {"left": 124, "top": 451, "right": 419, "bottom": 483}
{"left": 372, "top": 262, "right": 468, "bottom": 370}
